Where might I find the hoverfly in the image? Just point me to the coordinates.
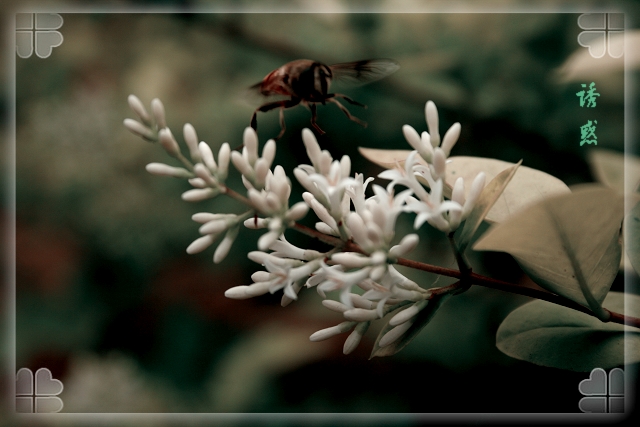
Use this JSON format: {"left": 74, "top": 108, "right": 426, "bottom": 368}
{"left": 248, "top": 58, "right": 399, "bottom": 140}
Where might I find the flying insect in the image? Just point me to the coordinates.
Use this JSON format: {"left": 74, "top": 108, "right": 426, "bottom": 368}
{"left": 248, "top": 58, "right": 399, "bottom": 140}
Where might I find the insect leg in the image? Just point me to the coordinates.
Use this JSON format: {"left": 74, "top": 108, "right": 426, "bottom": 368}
{"left": 250, "top": 98, "right": 300, "bottom": 141}
{"left": 328, "top": 93, "right": 367, "bottom": 108}
{"left": 327, "top": 98, "right": 367, "bottom": 128}
{"left": 309, "top": 103, "right": 326, "bottom": 135}
{"left": 275, "top": 106, "right": 287, "bottom": 140}
{"left": 251, "top": 100, "right": 288, "bottom": 131}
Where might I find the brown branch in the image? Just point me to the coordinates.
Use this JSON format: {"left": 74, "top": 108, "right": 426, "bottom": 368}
{"left": 291, "top": 221, "right": 640, "bottom": 330}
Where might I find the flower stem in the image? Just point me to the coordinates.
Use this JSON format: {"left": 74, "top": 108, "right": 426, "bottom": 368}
{"left": 447, "top": 232, "right": 472, "bottom": 293}
{"left": 221, "top": 185, "right": 253, "bottom": 207}
{"left": 291, "top": 221, "right": 640, "bottom": 330}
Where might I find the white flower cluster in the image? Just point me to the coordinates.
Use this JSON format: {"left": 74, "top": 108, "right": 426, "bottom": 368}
{"left": 125, "top": 95, "right": 303, "bottom": 264}
{"left": 125, "top": 95, "right": 482, "bottom": 356}
{"left": 176, "top": 127, "right": 312, "bottom": 264}
{"left": 233, "top": 128, "right": 310, "bottom": 251}
{"left": 125, "top": 95, "right": 243, "bottom": 263}
{"left": 380, "top": 101, "right": 486, "bottom": 233}
{"left": 223, "top": 129, "right": 431, "bottom": 354}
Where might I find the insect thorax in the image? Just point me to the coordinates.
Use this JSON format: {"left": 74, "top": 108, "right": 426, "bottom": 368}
{"left": 290, "top": 61, "right": 332, "bottom": 102}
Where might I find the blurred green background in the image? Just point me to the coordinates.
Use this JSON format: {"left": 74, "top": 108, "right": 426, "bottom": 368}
{"left": 5, "top": 5, "right": 639, "bottom": 419}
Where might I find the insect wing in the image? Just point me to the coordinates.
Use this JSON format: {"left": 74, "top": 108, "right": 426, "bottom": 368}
{"left": 329, "top": 59, "right": 399, "bottom": 85}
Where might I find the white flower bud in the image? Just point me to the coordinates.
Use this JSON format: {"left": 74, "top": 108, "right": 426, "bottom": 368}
{"left": 343, "top": 321, "right": 370, "bottom": 355}
{"left": 302, "top": 128, "right": 322, "bottom": 170}
{"left": 393, "top": 287, "right": 426, "bottom": 302}
{"left": 370, "top": 264, "right": 387, "bottom": 282}
{"left": 379, "top": 320, "right": 414, "bottom": 348}
{"left": 183, "top": 124, "right": 201, "bottom": 163}
{"left": 213, "top": 226, "right": 239, "bottom": 263}
{"left": 231, "top": 151, "right": 253, "bottom": 178}
{"left": 432, "top": 148, "right": 446, "bottom": 180}
{"left": 145, "top": 163, "right": 192, "bottom": 179}
{"left": 420, "top": 132, "right": 434, "bottom": 162}
{"left": 127, "top": 95, "right": 151, "bottom": 126}
{"left": 285, "top": 202, "right": 309, "bottom": 222}
{"left": 370, "top": 250, "right": 387, "bottom": 265}
{"left": 389, "top": 301, "right": 427, "bottom": 326}
{"left": 366, "top": 226, "right": 382, "bottom": 251}
{"left": 193, "top": 163, "right": 218, "bottom": 187}
{"left": 389, "top": 234, "right": 419, "bottom": 259}
{"left": 248, "top": 251, "right": 269, "bottom": 265}
{"left": 186, "top": 234, "right": 215, "bottom": 254}
{"left": 270, "top": 239, "right": 322, "bottom": 260}
{"left": 225, "top": 286, "right": 252, "bottom": 299}
{"left": 282, "top": 280, "right": 304, "bottom": 306}
{"left": 315, "top": 222, "right": 338, "bottom": 236}
{"left": 199, "top": 219, "right": 228, "bottom": 235}
{"left": 151, "top": 98, "right": 166, "bottom": 129}
{"left": 265, "top": 192, "right": 282, "bottom": 212}
{"left": 254, "top": 158, "right": 269, "bottom": 188}
{"left": 463, "top": 172, "right": 486, "bottom": 218}
{"left": 192, "top": 212, "right": 221, "bottom": 223}
{"left": 370, "top": 203, "right": 386, "bottom": 232}
{"left": 217, "top": 143, "right": 230, "bottom": 181}
{"left": 247, "top": 281, "right": 272, "bottom": 297}
{"left": 448, "top": 208, "right": 462, "bottom": 231}
{"left": 346, "top": 213, "right": 370, "bottom": 250}
{"left": 198, "top": 141, "right": 217, "bottom": 172}
{"left": 181, "top": 188, "right": 219, "bottom": 202}
{"left": 331, "top": 253, "right": 371, "bottom": 269}
{"left": 248, "top": 189, "right": 270, "bottom": 213}
{"left": 318, "top": 151, "right": 332, "bottom": 176}
{"left": 158, "top": 128, "right": 180, "bottom": 157}
{"left": 425, "top": 101, "right": 440, "bottom": 147}
{"left": 251, "top": 271, "right": 271, "bottom": 282}
{"left": 258, "top": 230, "right": 281, "bottom": 251}
{"left": 344, "top": 308, "right": 379, "bottom": 322}
{"left": 322, "top": 299, "right": 349, "bottom": 313}
{"left": 304, "top": 193, "right": 336, "bottom": 229}
{"left": 123, "top": 118, "right": 155, "bottom": 141}
{"left": 243, "top": 217, "right": 268, "bottom": 229}
{"left": 271, "top": 174, "right": 291, "bottom": 205}
{"left": 402, "top": 125, "right": 421, "bottom": 151}
{"left": 294, "top": 168, "right": 315, "bottom": 193}
{"left": 243, "top": 127, "right": 259, "bottom": 166}
{"left": 268, "top": 217, "right": 282, "bottom": 231}
{"left": 452, "top": 177, "right": 465, "bottom": 205}
{"left": 349, "top": 293, "right": 375, "bottom": 310}
{"left": 427, "top": 214, "right": 451, "bottom": 233}
{"left": 309, "top": 321, "right": 356, "bottom": 342}
{"left": 188, "top": 178, "right": 207, "bottom": 188}
{"left": 340, "top": 155, "right": 351, "bottom": 179}
{"left": 441, "top": 122, "right": 461, "bottom": 157}
{"left": 262, "top": 139, "right": 276, "bottom": 169}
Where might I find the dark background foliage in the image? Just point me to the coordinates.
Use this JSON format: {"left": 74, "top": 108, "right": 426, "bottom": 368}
{"left": 2, "top": 2, "right": 639, "bottom": 421}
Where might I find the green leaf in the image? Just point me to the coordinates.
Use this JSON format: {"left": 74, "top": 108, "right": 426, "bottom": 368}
{"left": 370, "top": 294, "right": 450, "bottom": 358}
{"left": 457, "top": 160, "right": 521, "bottom": 252}
{"left": 446, "top": 156, "right": 570, "bottom": 223}
{"left": 587, "top": 148, "right": 640, "bottom": 193}
{"left": 474, "top": 186, "right": 624, "bottom": 309}
{"left": 496, "top": 292, "right": 640, "bottom": 371}
{"left": 625, "top": 201, "right": 640, "bottom": 276}
{"left": 358, "top": 148, "right": 569, "bottom": 223}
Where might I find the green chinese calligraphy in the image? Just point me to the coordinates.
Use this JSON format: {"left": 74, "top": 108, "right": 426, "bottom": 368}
{"left": 580, "top": 120, "right": 598, "bottom": 146}
{"left": 576, "top": 82, "right": 600, "bottom": 108}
